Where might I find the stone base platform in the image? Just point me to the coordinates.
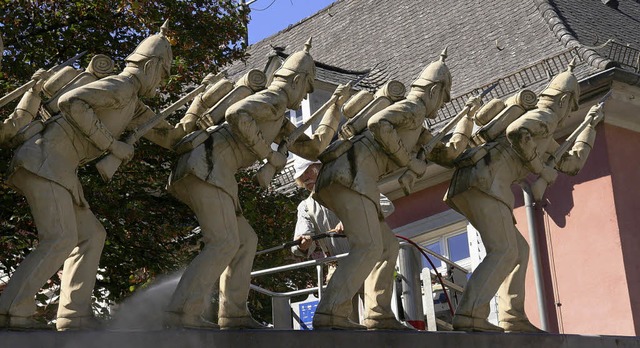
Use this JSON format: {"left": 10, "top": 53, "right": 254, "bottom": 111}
{"left": 1, "top": 329, "right": 639, "bottom": 348}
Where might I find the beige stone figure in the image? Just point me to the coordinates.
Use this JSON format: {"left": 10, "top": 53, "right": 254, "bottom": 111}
{"left": 312, "top": 50, "right": 479, "bottom": 330}
{"left": 291, "top": 157, "right": 396, "bottom": 263}
{"left": 0, "top": 26, "right": 171, "bottom": 330}
{"left": 149, "top": 39, "right": 349, "bottom": 330}
{"left": 446, "top": 61, "right": 604, "bottom": 333}
{"left": 291, "top": 156, "right": 395, "bottom": 324}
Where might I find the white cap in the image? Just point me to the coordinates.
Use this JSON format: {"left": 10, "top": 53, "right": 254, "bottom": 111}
{"left": 293, "top": 155, "right": 321, "bottom": 180}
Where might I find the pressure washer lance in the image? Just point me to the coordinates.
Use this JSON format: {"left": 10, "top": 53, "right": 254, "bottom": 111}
{"left": 255, "top": 231, "right": 347, "bottom": 256}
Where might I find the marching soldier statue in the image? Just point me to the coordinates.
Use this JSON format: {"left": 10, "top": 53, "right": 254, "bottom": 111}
{"left": 446, "top": 60, "right": 604, "bottom": 333}
{"left": 312, "top": 50, "right": 480, "bottom": 330}
{"left": 146, "top": 39, "right": 349, "bottom": 329}
{"left": 0, "top": 24, "right": 172, "bottom": 330}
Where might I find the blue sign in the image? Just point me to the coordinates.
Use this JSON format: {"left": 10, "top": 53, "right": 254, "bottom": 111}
{"left": 298, "top": 299, "right": 319, "bottom": 330}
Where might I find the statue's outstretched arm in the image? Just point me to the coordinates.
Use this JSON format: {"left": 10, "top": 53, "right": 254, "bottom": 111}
{"left": 1, "top": 89, "right": 42, "bottom": 144}
{"left": 556, "top": 106, "right": 603, "bottom": 175}
{"left": 288, "top": 103, "right": 342, "bottom": 160}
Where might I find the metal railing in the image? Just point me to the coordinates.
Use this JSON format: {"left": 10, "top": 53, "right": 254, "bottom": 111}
{"left": 428, "top": 49, "right": 581, "bottom": 128}
{"left": 605, "top": 41, "right": 640, "bottom": 72}
{"left": 250, "top": 241, "right": 469, "bottom": 331}
{"left": 250, "top": 253, "right": 348, "bottom": 329}
{"left": 431, "top": 41, "right": 640, "bottom": 129}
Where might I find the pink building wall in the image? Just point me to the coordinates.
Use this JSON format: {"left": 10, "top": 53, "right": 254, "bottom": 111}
{"left": 386, "top": 182, "right": 451, "bottom": 228}
{"left": 518, "top": 124, "right": 640, "bottom": 336}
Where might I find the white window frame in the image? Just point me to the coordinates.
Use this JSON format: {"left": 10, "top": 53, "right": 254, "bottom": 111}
{"left": 393, "top": 209, "right": 471, "bottom": 273}
{"left": 417, "top": 228, "right": 472, "bottom": 273}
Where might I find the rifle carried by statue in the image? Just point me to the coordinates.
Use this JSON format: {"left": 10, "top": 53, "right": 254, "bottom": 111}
{"left": 398, "top": 83, "right": 498, "bottom": 195}
{"left": 96, "top": 72, "right": 223, "bottom": 181}
{"left": 0, "top": 51, "right": 87, "bottom": 108}
{"left": 254, "top": 72, "right": 371, "bottom": 188}
{"left": 530, "top": 90, "right": 611, "bottom": 200}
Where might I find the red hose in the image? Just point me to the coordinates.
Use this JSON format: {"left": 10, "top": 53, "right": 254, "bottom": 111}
{"left": 395, "top": 234, "right": 455, "bottom": 316}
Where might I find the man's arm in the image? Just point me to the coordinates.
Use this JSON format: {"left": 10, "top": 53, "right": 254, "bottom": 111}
{"left": 367, "top": 104, "right": 416, "bottom": 168}
{"left": 131, "top": 102, "right": 190, "bottom": 150}
{"left": 291, "top": 200, "right": 317, "bottom": 258}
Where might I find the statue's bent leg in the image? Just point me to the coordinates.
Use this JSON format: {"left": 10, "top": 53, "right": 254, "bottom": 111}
{"left": 313, "top": 184, "right": 382, "bottom": 328}
{"left": 218, "top": 215, "right": 265, "bottom": 329}
{"left": 450, "top": 189, "right": 519, "bottom": 332}
{"left": 0, "top": 170, "right": 78, "bottom": 322}
{"left": 363, "top": 221, "right": 398, "bottom": 320}
{"left": 56, "top": 205, "right": 106, "bottom": 330}
{"left": 166, "top": 175, "right": 239, "bottom": 327}
{"left": 363, "top": 221, "right": 412, "bottom": 330}
{"left": 497, "top": 230, "right": 543, "bottom": 332}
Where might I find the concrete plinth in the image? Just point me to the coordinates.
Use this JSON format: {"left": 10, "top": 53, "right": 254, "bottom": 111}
{"left": 1, "top": 329, "right": 639, "bottom": 348}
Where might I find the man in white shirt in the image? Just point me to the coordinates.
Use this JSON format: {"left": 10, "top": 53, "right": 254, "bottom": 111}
{"left": 292, "top": 157, "right": 395, "bottom": 262}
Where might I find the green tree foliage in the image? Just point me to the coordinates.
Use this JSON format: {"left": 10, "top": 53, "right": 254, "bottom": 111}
{"left": 0, "top": 0, "right": 248, "bottom": 95}
{"left": 0, "top": 1, "right": 315, "bottom": 324}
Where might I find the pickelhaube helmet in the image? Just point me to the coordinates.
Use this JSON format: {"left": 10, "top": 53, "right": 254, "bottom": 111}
{"left": 125, "top": 20, "right": 172, "bottom": 76}
{"left": 411, "top": 47, "right": 452, "bottom": 102}
{"left": 273, "top": 38, "right": 316, "bottom": 92}
{"left": 540, "top": 57, "right": 579, "bottom": 111}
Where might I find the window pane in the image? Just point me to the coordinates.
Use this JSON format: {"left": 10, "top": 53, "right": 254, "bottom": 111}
{"left": 288, "top": 108, "right": 304, "bottom": 126}
{"left": 447, "top": 233, "right": 470, "bottom": 262}
{"left": 421, "top": 241, "right": 442, "bottom": 269}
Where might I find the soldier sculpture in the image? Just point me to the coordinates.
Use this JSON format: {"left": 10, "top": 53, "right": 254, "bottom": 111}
{"left": 312, "top": 50, "right": 480, "bottom": 330}
{"left": 0, "top": 26, "right": 171, "bottom": 330}
{"left": 144, "top": 39, "right": 349, "bottom": 329}
{"left": 446, "top": 61, "right": 604, "bottom": 333}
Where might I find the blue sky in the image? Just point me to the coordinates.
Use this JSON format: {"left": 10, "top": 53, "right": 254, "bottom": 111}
{"left": 246, "top": 0, "right": 336, "bottom": 44}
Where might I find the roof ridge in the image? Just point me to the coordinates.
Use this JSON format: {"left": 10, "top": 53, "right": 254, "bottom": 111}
{"left": 274, "top": 51, "right": 370, "bottom": 75}
{"left": 533, "top": 0, "right": 613, "bottom": 69}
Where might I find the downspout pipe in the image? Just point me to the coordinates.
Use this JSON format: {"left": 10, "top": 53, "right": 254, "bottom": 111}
{"left": 521, "top": 181, "right": 549, "bottom": 331}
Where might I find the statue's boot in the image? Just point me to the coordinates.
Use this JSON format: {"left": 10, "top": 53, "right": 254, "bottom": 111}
{"left": 56, "top": 316, "right": 101, "bottom": 331}
{"left": 364, "top": 317, "right": 416, "bottom": 331}
{"left": 313, "top": 312, "right": 367, "bottom": 330}
{"left": 163, "top": 312, "right": 219, "bottom": 330}
{"left": 219, "top": 316, "right": 269, "bottom": 330}
{"left": 0, "top": 314, "right": 52, "bottom": 330}
{"left": 452, "top": 314, "right": 504, "bottom": 332}
{"left": 500, "top": 319, "right": 545, "bottom": 333}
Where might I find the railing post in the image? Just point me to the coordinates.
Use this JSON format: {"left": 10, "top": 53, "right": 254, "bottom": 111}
{"left": 272, "top": 296, "right": 293, "bottom": 329}
{"left": 421, "top": 268, "right": 437, "bottom": 331}
{"left": 397, "top": 242, "right": 425, "bottom": 330}
{"left": 316, "top": 264, "right": 324, "bottom": 299}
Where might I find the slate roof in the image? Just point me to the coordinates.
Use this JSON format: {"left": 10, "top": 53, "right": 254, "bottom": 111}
{"left": 234, "top": 0, "right": 640, "bottom": 191}
{"left": 227, "top": 0, "right": 639, "bottom": 93}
